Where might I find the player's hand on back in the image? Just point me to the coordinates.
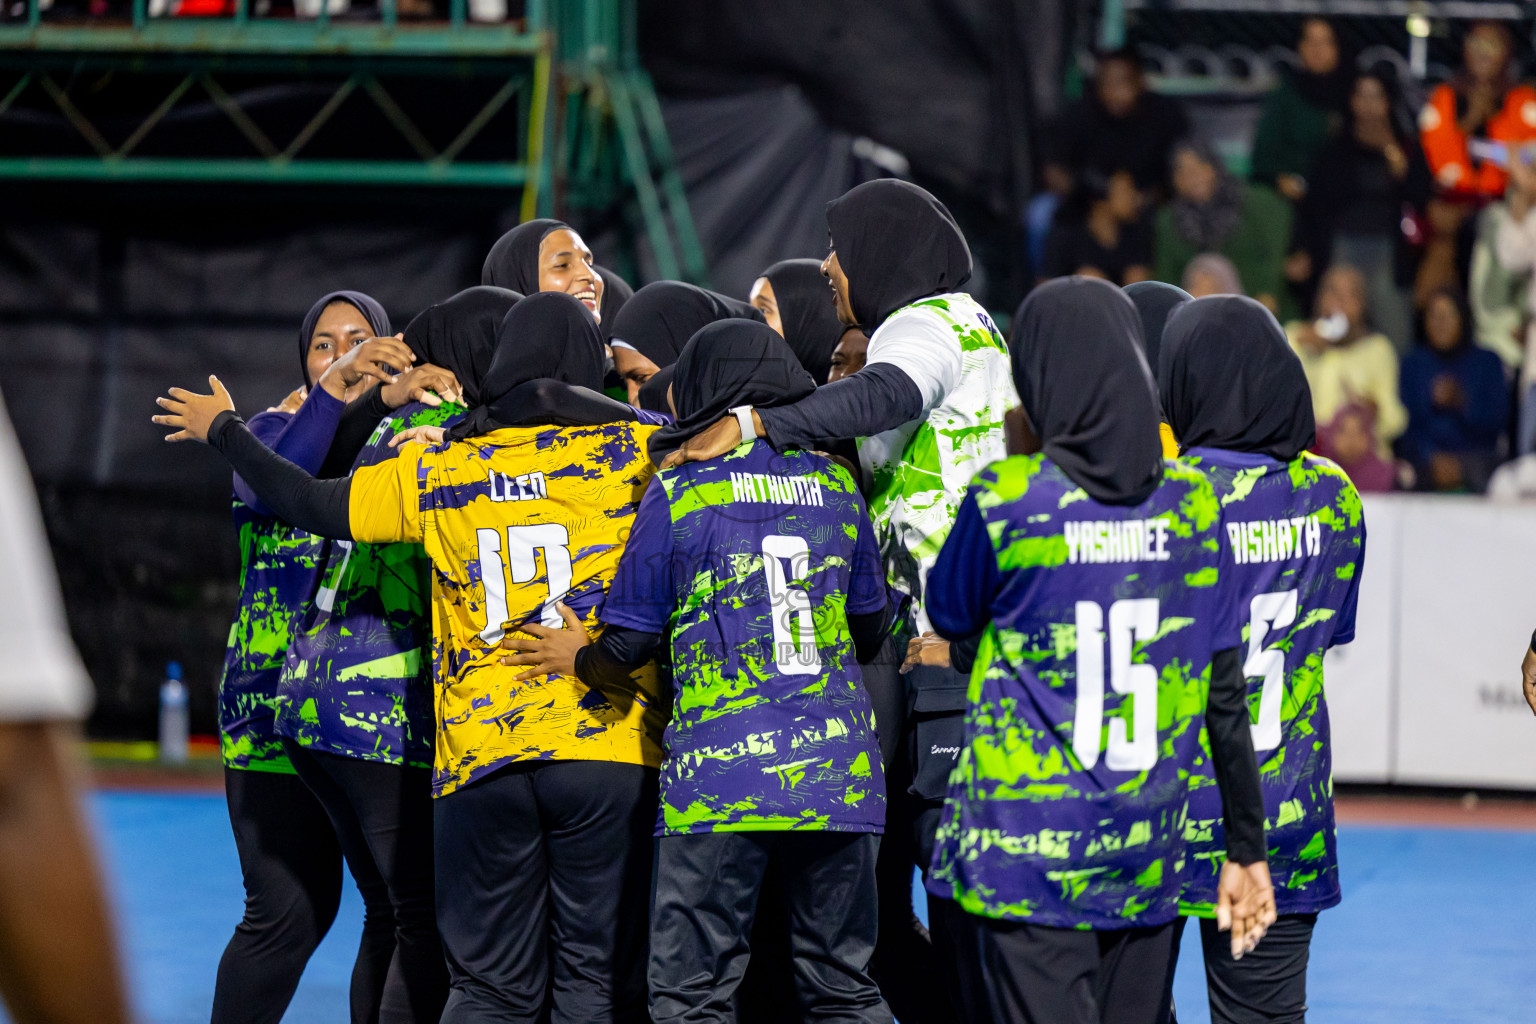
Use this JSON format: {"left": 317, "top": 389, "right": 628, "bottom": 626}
{"left": 382, "top": 363, "right": 463, "bottom": 410}
{"left": 1216, "top": 859, "right": 1277, "bottom": 960}
{"left": 901, "top": 632, "right": 952, "bottom": 673}
{"left": 269, "top": 387, "right": 307, "bottom": 414}
{"left": 153, "top": 375, "right": 236, "bottom": 443}
{"left": 389, "top": 425, "right": 447, "bottom": 449}
{"left": 318, "top": 334, "right": 415, "bottom": 400}
{"left": 1520, "top": 645, "right": 1536, "bottom": 716}
{"left": 499, "top": 603, "right": 592, "bottom": 680}
{"left": 660, "top": 409, "right": 766, "bottom": 469}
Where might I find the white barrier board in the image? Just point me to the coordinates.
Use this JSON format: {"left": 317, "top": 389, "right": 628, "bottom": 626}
{"left": 1392, "top": 497, "right": 1536, "bottom": 788}
{"left": 1325, "top": 495, "right": 1398, "bottom": 783}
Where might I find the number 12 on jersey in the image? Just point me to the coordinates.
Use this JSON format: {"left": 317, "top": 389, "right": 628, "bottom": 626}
{"left": 1073, "top": 598, "right": 1160, "bottom": 772}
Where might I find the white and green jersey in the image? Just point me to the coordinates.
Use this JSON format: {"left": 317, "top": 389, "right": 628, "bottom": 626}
{"left": 858, "top": 292, "right": 1017, "bottom": 632}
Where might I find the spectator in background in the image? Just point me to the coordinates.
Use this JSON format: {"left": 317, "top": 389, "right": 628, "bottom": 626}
{"left": 1250, "top": 18, "right": 1353, "bottom": 205}
{"left": 1181, "top": 252, "right": 1244, "bottom": 297}
{"left": 1288, "top": 264, "right": 1408, "bottom": 459}
{"left": 1293, "top": 65, "right": 1433, "bottom": 353}
{"left": 1399, "top": 287, "right": 1507, "bottom": 492}
{"left": 1155, "top": 138, "right": 1291, "bottom": 313}
{"left": 1316, "top": 402, "right": 1397, "bottom": 492}
{"left": 1416, "top": 22, "right": 1536, "bottom": 303}
{"left": 1493, "top": 154, "right": 1536, "bottom": 451}
{"left": 1039, "top": 170, "right": 1153, "bottom": 285}
{"left": 1468, "top": 178, "right": 1531, "bottom": 373}
{"left": 1028, "top": 48, "right": 1189, "bottom": 271}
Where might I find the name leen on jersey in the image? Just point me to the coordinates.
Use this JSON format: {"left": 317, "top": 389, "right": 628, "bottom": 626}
{"left": 487, "top": 470, "right": 548, "bottom": 503}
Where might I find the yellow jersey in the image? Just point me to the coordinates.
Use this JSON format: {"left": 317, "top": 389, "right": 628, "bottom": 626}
{"left": 349, "top": 421, "right": 667, "bottom": 796}
{"left": 1159, "top": 420, "right": 1179, "bottom": 459}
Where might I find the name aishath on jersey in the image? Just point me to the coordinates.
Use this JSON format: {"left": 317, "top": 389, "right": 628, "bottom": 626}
{"left": 1225, "top": 515, "right": 1322, "bottom": 564}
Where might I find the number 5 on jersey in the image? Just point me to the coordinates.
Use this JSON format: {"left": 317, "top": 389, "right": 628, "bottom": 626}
{"left": 1073, "top": 598, "right": 1159, "bottom": 772}
{"left": 1245, "top": 589, "right": 1297, "bottom": 752}
{"left": 476, "top": 524, "right": 573, "bottom": 643}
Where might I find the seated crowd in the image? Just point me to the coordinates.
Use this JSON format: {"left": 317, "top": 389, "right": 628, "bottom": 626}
{"left": 1033, "top": 18, "right": 1536, "bottom": 496}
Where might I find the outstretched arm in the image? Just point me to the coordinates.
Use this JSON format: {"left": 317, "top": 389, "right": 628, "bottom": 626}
{"left": 155, "top": 376, "right": 354, "bottom": 540}
{"left": 662, "top": 364, "right": 925, "bottom": 467}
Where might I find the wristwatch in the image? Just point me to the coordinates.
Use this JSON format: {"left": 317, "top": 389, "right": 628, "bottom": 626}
{"left": 728, "top": 405, "right": 756, "bottom": 448}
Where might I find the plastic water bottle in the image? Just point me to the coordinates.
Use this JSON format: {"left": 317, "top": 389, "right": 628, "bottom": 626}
{"left": 159, "top": 662, "right": 188, "bottom": 765}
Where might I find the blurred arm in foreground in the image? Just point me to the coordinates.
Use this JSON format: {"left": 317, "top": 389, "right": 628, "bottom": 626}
{"left": 0, "top": 391, "right": 131, "bottom": 1024}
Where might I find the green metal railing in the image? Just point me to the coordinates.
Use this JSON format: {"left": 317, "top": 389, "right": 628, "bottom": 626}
{"left": 0, "top": 0, "right": 706, "bottom": 281}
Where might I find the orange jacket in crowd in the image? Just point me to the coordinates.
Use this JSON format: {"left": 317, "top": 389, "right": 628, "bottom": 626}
{"left": 1419, "top": 82, "right": 1536, "bottom": 199}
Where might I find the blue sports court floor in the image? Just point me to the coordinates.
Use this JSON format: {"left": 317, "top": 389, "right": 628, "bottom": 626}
{"left": 8, "top": 792, "right": 1534, "bottom": 1023}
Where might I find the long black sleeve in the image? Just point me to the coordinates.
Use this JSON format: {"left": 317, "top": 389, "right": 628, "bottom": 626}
{"left": 756, "top": 363, "right": 925, "bottom": 450}
{"left": 318, "top": 383, "right": 391, "bottom": 479}
{"left": 210, "top": 411, "right": 355, "bottom": 540}
{"left": 848, "top": 606, "right": 891, "bottom": 665}
{"left": 1206, "top": 645, "right": 1268, "bottom": 866}
{"left": 572, "top": 625, "right": 664, "bottom": 690}
{"left": 950, "top": 632, "right": 983, "bottom": 675}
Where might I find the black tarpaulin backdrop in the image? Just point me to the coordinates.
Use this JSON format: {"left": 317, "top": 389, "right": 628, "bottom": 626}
{"left": 0, "top": 0, "right": 1063, "bottom": 736}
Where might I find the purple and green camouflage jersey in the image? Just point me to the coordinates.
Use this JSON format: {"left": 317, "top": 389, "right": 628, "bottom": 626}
{"left": 220, "top": 501, "right": 326, "bottom": 771}
{"left": 275, "top": 399, "right": 465, "bottom": 767}
{"left": 924, "top": 455, "right": 1243, "bottom": 930}
{"left": 603, "top": 439, "right": 888, "bottom": 837}
{"left": 1179, "top": 449, "right": 1363, "bottom": 917}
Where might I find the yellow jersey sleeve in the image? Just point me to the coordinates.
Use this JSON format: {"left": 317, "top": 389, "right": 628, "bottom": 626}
{"left": 1159, "top": 421, "right": 1179, "bottom": 460}
{"left": 348, "top": 446, "right": 425, "bottom": 545}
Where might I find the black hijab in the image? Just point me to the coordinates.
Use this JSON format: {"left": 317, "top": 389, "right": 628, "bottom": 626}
{"left": 825, "top": 178, "right": 972, "bottom": 330}
{"left": 596, "top": 266, "right": 633, "bottom": 340}
{"left": 1123, "top": 280, "right": 1191, "bottom": 385}
{"left": 648, "top": 319, "right": 817, "bottom": 462}
{"left": 1159, "top": 294, "right": 1315, "bottom": 461}
{"left": 401, "top": 286, "right": 522, "bottom": 407}
{"left": 445, "top": 291, "right": 609, "bottom": 442}
{"left": 760, "top": 259, "right": 843, "bottom": 385}
{"left": 610, "top": 281, "right": 765, "bottom": 370}
{"left": 298, "top": 290, "right": 391, "bottom": 387}
{"left": 636, "top": 365, "right": 675, "bottom": 414}
{"left": 481, "top": 219, "right": 570, "bottom": 295}
{"left": 1011, "top": 277, "right": 1163, "bottom": 506}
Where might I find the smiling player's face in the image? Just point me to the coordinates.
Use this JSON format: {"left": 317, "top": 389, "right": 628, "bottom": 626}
{"left": 306, "top": 301, "right": 372, "bottom": 387}
{"left": 538, "top": 229, "right": 604, "bottom": 323}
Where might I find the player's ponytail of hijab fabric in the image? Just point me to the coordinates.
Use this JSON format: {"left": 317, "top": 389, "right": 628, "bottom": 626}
{"left": 447, "top": 291, "right": 625, "bottom": 441}
{"left": 1010, "top": 276, "right": 1163, "bottom": 506}
{"left": 824, "top": 178, "right": 972, "bottom": 330}
{"left": 1122, "top": 280, "right": 1190, "bottom": 385}
{"left": 647, "top": 319, "right": 817, "bottom": 462}
{"left": 1160, "top": 294, "right": 1315, "bottom": 461}
{"left": 298, "top": 290, "right": 391, "bottom": 387}
{"left": 481, "top": 219, "right": 570, "bottom": 295}
{"left": 761, "top": 258, "right": 843, "bottom": 385}
{"left": 610, "top": 281, "right": 765, "bottom": 371}
{"left": 401, "top": 285, "right": 522, "bottom": 407}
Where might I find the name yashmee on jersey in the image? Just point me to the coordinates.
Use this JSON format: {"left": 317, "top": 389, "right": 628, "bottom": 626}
{"left": 926, "top": 455, "right": 1243, "bottom": 929}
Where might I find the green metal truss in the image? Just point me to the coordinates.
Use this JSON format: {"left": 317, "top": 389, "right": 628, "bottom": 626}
{"left": 0, "top": 0, "right": 706, "bottom": 281}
